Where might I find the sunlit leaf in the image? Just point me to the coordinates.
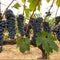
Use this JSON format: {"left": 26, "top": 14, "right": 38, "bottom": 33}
{"left": 12, "top": 3, "right": 20, "bottom": 9}
{"left": 46, "top": 0, "right": 50, "bottom": 3}
{"left": 37, "top": 3, "right": 40, "bottom": 11}
{"left": 22, "top": 0, "right": 24, "bottom": 3}
{"left": 56, "top": 0, "right": 60, "bottom": 7}
{"left": 29, "top": 0, "right": 37, "bottom": 11}
{"left": 25, "top": 8, "right": 30, "bottom": 17}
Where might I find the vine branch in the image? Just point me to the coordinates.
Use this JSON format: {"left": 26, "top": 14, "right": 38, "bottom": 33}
{"left": 55, "top": 7, "right": 59, "bottom": 17}
{"left": 3, "top": 0, "right": 15, "bottom": 16}
{"left": 48, "top": 0, "right": 54, "bottom": 12}
{"left": 44, "top": 0, "right": 55, "bottom": 22}
{"left": 25, "top": 0, "right": 41, "bottom": 34}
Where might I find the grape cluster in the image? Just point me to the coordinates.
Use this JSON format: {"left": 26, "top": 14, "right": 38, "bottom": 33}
{"left": 5, "top": 9, "right": 14, "bottom": 19}
{"left": 17, "top": 15, "right": 25, "bottom": 36}
{"left": 5, "top": 10, "right": 16, "bottom": 39}
{"left": 0, "top": 20, "right": 5, "bottom": 45}
{"left": 30, "top": 18, "right": 36, "bottom": 34}
{"left": 53, "top": 24, "right": 60, "bottom": 42}
{"left": 30, "top": 17, "right": 43, "bottom": 33}
{"left": 43, "top": 22, "right": 51, "bottom": 32}
{"left": 36, "top": 17, "right": 43, "bottom": 32}
{"left": 30, "top": 17, "right": 43, "bottom": 46}
{"left": 55, "top": 16, "right": 60, "bottom": 25}
{"left": 0, "top": 13, "right": 5, "bottom": 52}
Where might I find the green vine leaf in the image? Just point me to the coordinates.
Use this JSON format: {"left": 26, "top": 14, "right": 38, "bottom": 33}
{"left": 28, "top": 0, "right": 33, "bottom": 3}
{"left": 22, "top": 0, "right": 25, "bottom": 3}
{"left": 12, "top": 3, "right": 20, "bottom": 9}
{"left": 36, "top": 37, "right": 43, "bottom": 46}
{"left": 37, "top": 3, "right": 40, "bottom": 11}
{"left": 42, "top": 38, "right": 53, "bottom": 54}
{"left": 29, "top": 0, "right": 38, "bottom": 11}
{"left": 56, "top": 0, "right": 60, "bottom": 7}
{"left": 46, "top": 0, "right": 50, "bottom": 3}
{"left": 25, "top": 8, "right": 30, "bottom": 17}
{"left": 36, "top": 31, "right": 58, "bottom": 54}
{"left": 16, "top": 37, "right": 30, "bottom": 53}
{"left": 48, "top": 40, "right": 58, "bottom": 52}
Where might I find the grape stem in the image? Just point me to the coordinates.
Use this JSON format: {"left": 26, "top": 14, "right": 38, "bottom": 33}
{"left": 55, "top": 7, "right": 59, "bottom": 17}
{"left": 3, "top": 0, "right": 15, "bottom": 16}
{"left": 44, "top": 0, "right": 55, "bottom": 22}
{"left": 48, "top": 0, "right": 54, "bottom": 13}
{"left": 25, "top": 0, "right": 41, "bottom": 34}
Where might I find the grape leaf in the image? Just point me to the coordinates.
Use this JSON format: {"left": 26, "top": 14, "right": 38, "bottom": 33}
{"left": 42, "top": 39, "right": 52, "bottom": 54}
{"left": 22, "top": 0, "right": 24, "bottom": 3}
{"left": 48, "top": 40, "right": 58, "bottom": 52}
{"left": 36, "top": 37, "right": 43, "bottom": 46}
{"left": 46, "top": 0, "right": 50, "bottom": 3}
{"left": 29, "top": 0, "right": 37, "bottom": 11}
{"left": 56, "top": 0, "right": 60, "bottom": 7}
{"left": 37, "top": 3, "right": 40, "bottom": 11}
{"left": 36, "top": 31, "right": 58, "bottom": 54}
{"left": 16, "top": 37, "right": 30, "bottom": 53}
{"left": 12, "top": 3, "right": 20, "bottom": 9}
{"left": 25, "top": 8, "right": 30, "bottom": 17}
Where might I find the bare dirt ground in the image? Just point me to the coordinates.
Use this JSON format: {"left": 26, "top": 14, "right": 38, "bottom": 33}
{"left": 0, "top": 41, "right": 60, "bottom": 60}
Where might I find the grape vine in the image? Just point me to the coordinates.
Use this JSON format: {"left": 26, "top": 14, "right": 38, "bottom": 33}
{"left": 0, "top": 0, "right": 59, "bottom": 59}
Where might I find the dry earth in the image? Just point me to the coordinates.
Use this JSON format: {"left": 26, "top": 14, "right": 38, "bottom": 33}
{"left": 0, "top": 41, "right": 60, "bottom": 60}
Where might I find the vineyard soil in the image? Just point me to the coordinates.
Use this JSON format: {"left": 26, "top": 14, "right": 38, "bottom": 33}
{"left": 0, "top": 41, "right": 60, "bottom": 60}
